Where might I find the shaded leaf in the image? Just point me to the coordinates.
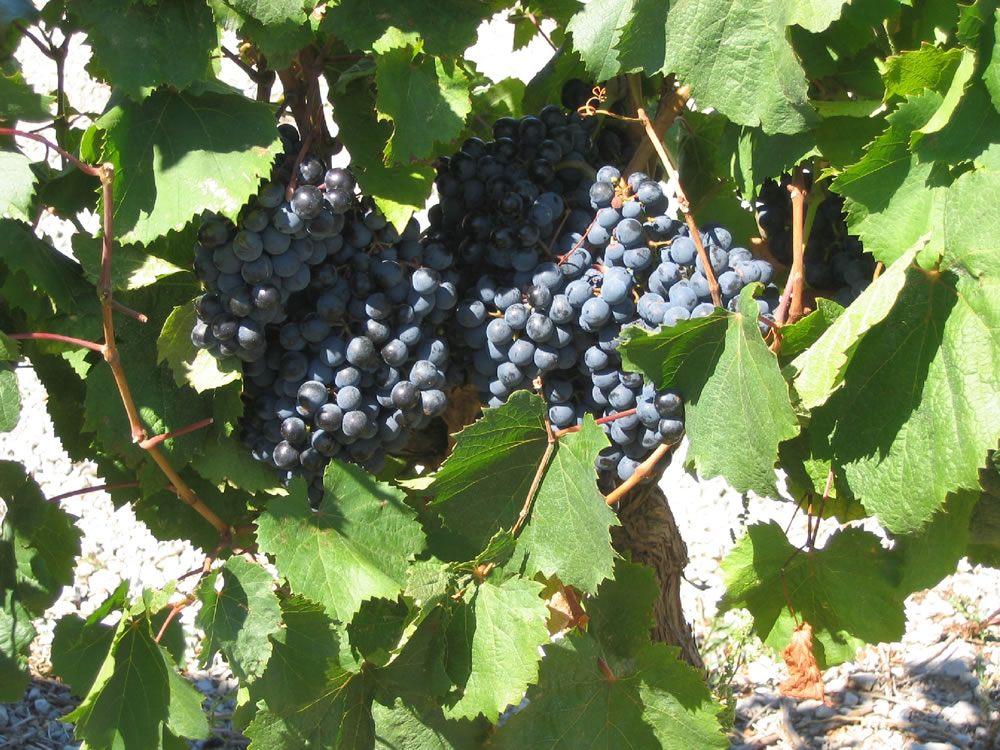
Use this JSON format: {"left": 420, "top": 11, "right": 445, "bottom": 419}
{"left": 195, "top": 556, "right": 281, "bottom": 682}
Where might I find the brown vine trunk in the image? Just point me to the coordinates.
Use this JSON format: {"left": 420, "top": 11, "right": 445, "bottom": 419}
{"left": 611, "top": 478, "right": 704, "bottom": 670}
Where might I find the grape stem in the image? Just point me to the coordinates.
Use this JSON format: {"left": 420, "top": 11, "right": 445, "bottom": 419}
{"left": 46, "top": 481, "right": 140, "bottom": 504}
{"left": 553, "top": 408, "right": 638, "bottom": 438}
{"left": 0, "top": 128, "right": 99, "bottom": 176}
{"left": 138, "top": 417, "right": 214, "bottom": 450}
{"left": 7, "top": 332, "right": 104, "bottom": 353}
{"left": 512, "top": 416, "right": 557, "bottom": 537}
{"left": 604, "top": 442, "right": 672, "bottom": 506}
{"left": 525, "top": 12, "right": 558, "bottom": 52}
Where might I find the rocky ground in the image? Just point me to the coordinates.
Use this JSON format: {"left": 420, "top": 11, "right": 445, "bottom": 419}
{"left": 3, "top": 13, "right": 999, "bottom": 750}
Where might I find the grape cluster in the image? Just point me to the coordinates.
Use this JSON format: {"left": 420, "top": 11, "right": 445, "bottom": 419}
{"left": 424, "top": 105, "right": 616, "bottom": 293}
{"left": 756, "top": 176, "right": 874, "bottom": 306}
{"left": 451, "top": 165, "right": 777, "bottom": 489}
{"left": 190, "top": 127, "right": 461, "bottom": 502}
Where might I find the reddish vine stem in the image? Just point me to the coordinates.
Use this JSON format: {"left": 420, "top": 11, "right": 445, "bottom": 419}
{"left": 46, "top": 481, "right": 140, "bottom": 504}
{"left": 597, "top": 657, "right": 616, "bottom": 682}
{"left": 525, "top": 13, "right": 558, "bottom": 52}
{"left": 154, "top": 595, "right": 195, "bottom": 645}
{"left": 512, "top": 417, "right": 557, "bottom": 537}
{"left": 604, "top": 442, "right": 672, "bottom": 506}
{"left": 786, "top": 169, "right": 807, "bottom": 324}
{"left": 7, "top": 332, "right": 104, "bottom": 353}
{"left": 0, "top": 128, "right": 99, "bottom": 176}
{"left": 9, "top": 129, "right": 232, "bottom": 538}
{"left": 623, "top": 79, "right": 689, "bottom": 179}
{"left": 109, "top": 299, "right": 148, "bottom": 323}
{"left": 138, "top": 418, "right": 214, "bottom": 450}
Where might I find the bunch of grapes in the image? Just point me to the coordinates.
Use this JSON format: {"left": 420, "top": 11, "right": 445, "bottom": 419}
{"left": 189, "top": 126, "right": 461, "bottom": 502}
{"left": 449, "top": 164, "right": 778, "bottom": 489}
{"left": 756, "top": 175, "right": 875, "bottom": 306}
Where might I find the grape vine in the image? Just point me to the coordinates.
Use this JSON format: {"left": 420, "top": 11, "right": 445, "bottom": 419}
{"left": 1, "top": 1, "right": 999, "bottom": 748}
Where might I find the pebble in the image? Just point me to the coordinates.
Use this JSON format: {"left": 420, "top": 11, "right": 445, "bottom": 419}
{"left": 0, "top": 704, "right": 8, "bottom": 729}
{"left": 849, "top": 671, "right": 878, "bottom": 690}
{"left": 814, "top": 703, "right": 838, "bottom": 719}
{"left": 33, "top": 697, "right": 52, "bottom": 715}
{"left": 939, "top": 699, "right": 980, "bottom": 726}
{"left": 796, "top": 698, "right": 824, "bottom": 713}
{"left": 843, "top": 690, "right": 860, "bottom": 707}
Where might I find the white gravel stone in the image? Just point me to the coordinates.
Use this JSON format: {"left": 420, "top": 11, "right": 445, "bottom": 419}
{"left": 939, "top": 699, "right": 981, "bottom": 726}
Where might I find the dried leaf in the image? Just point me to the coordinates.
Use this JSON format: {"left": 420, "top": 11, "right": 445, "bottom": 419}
{"left": 779, "top": 621, "right": 825, "bottom": 700}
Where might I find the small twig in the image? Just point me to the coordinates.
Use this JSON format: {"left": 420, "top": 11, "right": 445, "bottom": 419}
{"left": 623, "top": 81, "right": 690, "bottom": 179}
{"left": 138, "top": 417, "right": 214, "bottom": 450}
{"left": 512, "top": 417, "right": 557, "bottom": 536}
{"left": 46, "top": 481, "right": 140, "bottom": 503}
{"left": 0, "top": 128, "right": 100, "bottom": 176}
{"left": 220, "top": 45, "right": 266, "bottom": 83}
{"left": 525, "top": 12, "right": 558, "bottom": 52}
{"left": 110, "top": 298, "right": 148, "bottom": 322}
{"left": 7, "top": 332, "right": 105, "bottom": 353}
{"left": 604, "top": 443, "right": 672, "bottom": 506}
{"left": 12, "top": 21, "right": 53, "bottom": 59}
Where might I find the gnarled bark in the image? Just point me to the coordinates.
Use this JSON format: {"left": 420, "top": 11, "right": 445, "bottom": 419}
{"left": 611, "top": 478, "right": 703, "bottom": 670}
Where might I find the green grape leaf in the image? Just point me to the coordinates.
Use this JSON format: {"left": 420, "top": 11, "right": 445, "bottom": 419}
{"left": 777, "top": 297, "right": 845, "bottom": 360}
{"left": 195, "top": 556, "right": 282, "bottom": 682}
{"left": 985, "top": 10, "right": 1000, "bottom": 110}
{"left": 227, "top": 0, "right": 306, "bottom": 26}
{"left": 663, "top": 0, "right": 819, "bottom": 135}
{"left": 912, "top": 81, "right": 1000, "bottom": 165}
{"left": 256, "top": 464, "right": 425, "bottom": 623}
{"left": 0, "top": 150, "right": 37, "bottom": 222}
{"left": 514, "top": 415, "right": 619, "bottom": 594}
{"left": 51, "top": 583, "right": 130, "bottom": 698}
{"left": 353, "top": 164, "right": 434, "bottom": 234}
{"left": 322, "top": 0, "right": 494, "bottom": 57}
{"left": 443, "top": 576, "right": 548, "bottom": 722}
{"left": 0, "top": 219, "right": 100, "bottom": 316}
{"left": 193, "top": 429, "right": 284, "bottom": 494}
{"left": 724, "top": 125, "right": 819, "bottom": 202}
{"left": 370, "top": 608, "right": 452, "bottom": 704}
{"left": 327, "top": 81, "right": 434, "bottom": 228}
{"left": 491, "top": 633, "right": 726, "bottom": 749}
{"left": 74, "top": 0, "right": 217, "bottom": 99}
{"left": 375, "top": 48, "right": 472, "bottom": 165}
{"left": 720, "top": 522, "right": 904, "bottom": 667}
{"left": 245, "top": 668, "right": 374, "bottom": 749}
{"left": 622, "top": 286, "right": 799, "bottom": 498}
{"left": 0, "top": 67, "right": 54, "bottom": 121}
{"left": 0, "top": 331, "right": 18, "bottom": 360}
{"left": 252, "top": 596, "right": 341, "bottom": 712}
{"left": 346, "top": 596, "right": 408, "bottom": 667}
{"left": 830, "top": 91, "right": 947, "bottom": 265}
{"left": 809, "top": 159, "right": 1000, "bottom": 534}
{"left": 372, "top": 698, "right": 489, "bottom": 750}
{"left": 882, "top": 44, "right": 964, "bottom": 100}
{"left": 893, "top": 489, "right": 978, "bottom": 595}
{"left": 426, "top": 390, "right": 548, "bottom": 557}
{"left": 72, "top": 235, "right": 190, "bottom": 291}
{"left": 157, "top": 303, "right": 242, "bottom": 393}
{"left": 790, "top": 243, "right": 919, "bottom": 409}
{"left": 566, "top": 0, "right": 632, "bottom": 81}
{"left": 616, "top": 0, "right": 669, "bottom": 74}
{"left": 586, "top": 558, "right": 660, "bottom": 659}
{"left": 218, "top": 4, "right": 313, "bottom": 70}
{"left": 65, "top": 617, "right": 209, "bottom": 748}
{"left": 0, "top": 367, "right": 19, "bottom": 432}
{"left": 915, "top": 48, "right": 975, "bottom": 137}
{"left": 0, "top": 594, "right": 33, "bottom": 702}
{"left": 0, "top": 461, "right": 82, "bottom": 614}
{"left": 96, "top": 88, "right": 280, "bottom": 245}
